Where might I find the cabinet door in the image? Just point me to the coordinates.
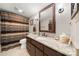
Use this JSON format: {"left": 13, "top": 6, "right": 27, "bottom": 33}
{"left": 31, "top": 39, "right": 43, "bottom": 51}
{"left": 36, "top": 48, "right": 43, "bottom": 56}
{"left": 44, "top": 54, "right": 48, "bottom": 56}
{"left": 30, "top": 43, "right": 36, "bottom": 56}
{"left": 44, "top": 46, "right": 65, "bottom": 56}
{"left": 26, "top": 42, "right": 31, "bottom": 52}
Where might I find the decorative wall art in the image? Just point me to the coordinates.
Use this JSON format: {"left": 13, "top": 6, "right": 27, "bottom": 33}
{"left": 71, "top": 3, "right": 79, "bottom": 19}
{"left": 30, "top": 19, "right": 33, "bottom": 25}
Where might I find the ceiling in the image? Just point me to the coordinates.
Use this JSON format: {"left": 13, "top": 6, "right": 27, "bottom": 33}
{"left": 0, "top": 3, "right": 51, "bottom": 18}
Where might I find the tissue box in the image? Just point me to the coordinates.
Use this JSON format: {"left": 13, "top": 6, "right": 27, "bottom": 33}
{"left": 59, "top": 33, "right": 70, "bottom": 44}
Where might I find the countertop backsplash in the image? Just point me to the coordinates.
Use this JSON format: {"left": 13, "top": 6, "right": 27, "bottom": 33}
{"left": 39, "top": 32, "right": 57, "bottom": 38}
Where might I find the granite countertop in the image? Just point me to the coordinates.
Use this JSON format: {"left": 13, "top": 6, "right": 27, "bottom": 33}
{"left": 27, "top": 33, "right": 76, "bottom": 56}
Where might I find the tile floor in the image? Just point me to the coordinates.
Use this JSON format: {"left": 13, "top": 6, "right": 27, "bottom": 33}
{"left": 0, "top": 46, "right": 30, "bottom": 56}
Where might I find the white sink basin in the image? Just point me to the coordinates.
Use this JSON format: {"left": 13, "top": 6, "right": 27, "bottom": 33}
{"left": 36, "top": 36, "right": 44, "bottom": 39}
{"left": 36, "top": 36, "right": 52, "bottom": 43}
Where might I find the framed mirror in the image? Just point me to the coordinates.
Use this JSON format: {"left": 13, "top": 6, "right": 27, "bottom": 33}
{"left": 39, "top": 3, "right": 56, "bottom": 33}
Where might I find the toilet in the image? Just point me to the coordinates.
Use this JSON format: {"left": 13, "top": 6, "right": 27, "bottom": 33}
{"left": 19, "top": 38, "right": 27, "bottom": 49}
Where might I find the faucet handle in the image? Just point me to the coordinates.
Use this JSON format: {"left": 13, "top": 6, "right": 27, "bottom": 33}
{"left": 42, "top": 32, "right": 45, "bottom": 36}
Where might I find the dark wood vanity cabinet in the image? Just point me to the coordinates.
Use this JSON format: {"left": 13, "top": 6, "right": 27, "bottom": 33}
{"left": 29, "top": 43, "right": 36, "bottom": 56}
{"left": 26, "top": 37, "right": 66, "bottom": 56}
{"left": 31, "top": 39, "right": 43, "bottom": 51}
{"left": 44, "top": 46, "right": 65, "bottom": 56}
{"left": 26, "top": 37, "right": 43, "bottom": 56}
{"left": 36, "top": 48, "right": 43, "bottom": 56}
{"left": 31, "top": 39, "right": 44, "bottom": 56}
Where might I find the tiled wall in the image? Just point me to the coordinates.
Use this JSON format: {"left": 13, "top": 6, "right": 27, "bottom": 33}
{"left": 0, "top": 10, "right": 29, "bottom": 45}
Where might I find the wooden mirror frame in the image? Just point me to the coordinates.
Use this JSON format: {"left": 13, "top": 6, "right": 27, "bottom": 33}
{"left": 39, "top": 3, "right": 56, "bottom": 33}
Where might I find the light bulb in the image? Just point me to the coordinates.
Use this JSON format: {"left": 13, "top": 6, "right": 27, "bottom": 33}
{"left": 18, "top": 9, "right": 23, "bottom": 12}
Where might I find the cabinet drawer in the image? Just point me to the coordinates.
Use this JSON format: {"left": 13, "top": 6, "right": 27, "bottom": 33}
{"left": 44, "top": 46, "right": 65, "bottom": 56}
{"left": 26, "top": 42, "right": 31, "bottom": 54}
{"left": 31, "top": 39, "right": 43, "bottom": 51}
{"left": 36, "top": 48, "right": 43, "bottom": 56}
{"left": 27, "top": 42, "right": 31, "bottom": 50}
{"left": 44, "top": 54, "right": 48, "bottom": 56}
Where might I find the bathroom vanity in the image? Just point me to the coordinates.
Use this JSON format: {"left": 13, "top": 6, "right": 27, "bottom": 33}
{"left": 26, "top": 34, "right": 76, "bottom": 56}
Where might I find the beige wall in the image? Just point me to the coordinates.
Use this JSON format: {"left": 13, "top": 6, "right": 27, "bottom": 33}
{"left": 56, "top": 3, "right": 71, "bottom": 36}
{"left": 29, "top": 14, "right": 39, "bottom": 35}
{"left": 29, "top": 3, "right": 71, "bottom": 36}
{"left": 71, "top": 11, "right": 79, "bottom": 49}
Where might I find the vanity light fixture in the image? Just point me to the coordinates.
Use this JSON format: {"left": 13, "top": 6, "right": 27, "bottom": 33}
{"left": 18, "top": 9, "right": 23, "bottom": 13}
{"left": 58, "top": 8, "right": 64, "bottom": 13}
{"left": 58, "top": 4, "right": 64, "bottom": 13}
